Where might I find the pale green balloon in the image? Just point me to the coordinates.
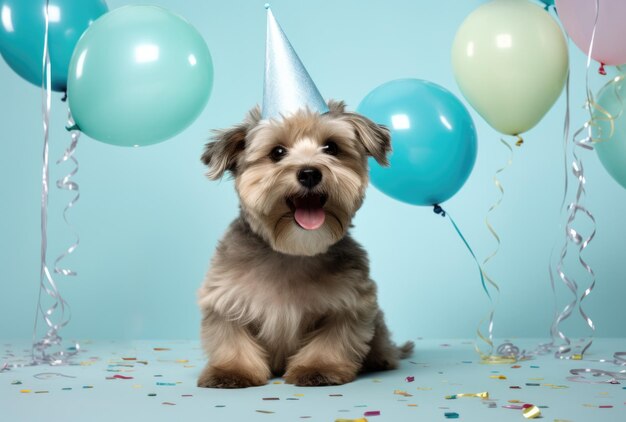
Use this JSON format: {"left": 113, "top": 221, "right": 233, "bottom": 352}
{"left": 594, "top": 77, "right": 626, "bottom": 189}
{"left": 67, "top": 5, "right": 213, "bottom": 147}
{"left": 451, "top": 0, "right": 568, "bottom": 135}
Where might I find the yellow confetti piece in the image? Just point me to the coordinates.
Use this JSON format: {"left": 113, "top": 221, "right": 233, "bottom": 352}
{"left": 508, "top": 400, "right": 522, "bottom": 403}
{"left": 528, "top": 378, "right": 544, "bottom": 381}
{"left": 394, "top": 390, "right": 413, "bottom": 397}
{"left": 335, "top": 419, "right": 368, "bottom": 422}
{"left": 176, "top": 359, "right": 189, "bottom": 363}
{"left": 372, "top": 378, "right": 382, "bottom": 383}
{"left": 490, "top": 375, "right": 507, "bottom": 380}
{"left": 571, "top": 354, "right": 583, "bottom": 360}
{"left": 294, "top": 393, "right": 304, "bottom": 397}
{"left": 20, "top": 390, "right": 31, "bottom": 393}
{"left": 523, "top": 405, "right": 542, "bottom": 419}
{"left": 132, "top": 384, "right": 143, "bottom": 389}
{"left": 415, "top": 387, "right": 432, "bottom": 391}
{"left": 407, "top": 404, "right": 418, "bottom": 407}
{"left": 273, "top": 381, "right": 282, "bottom": 384}
{"left": 446, "top": 392, "right": 489, "bottom": 400}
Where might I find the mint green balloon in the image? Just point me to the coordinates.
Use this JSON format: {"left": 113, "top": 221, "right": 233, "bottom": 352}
{"left": 594, "top": 77, "right": 626, "bottom": 189}
{"left": 67, "top": 5, "right": 213, "bottom": 147}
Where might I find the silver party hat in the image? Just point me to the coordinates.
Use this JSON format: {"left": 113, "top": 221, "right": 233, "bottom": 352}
{"left": 262, "top": 4, "right": 329, "bottom": 120}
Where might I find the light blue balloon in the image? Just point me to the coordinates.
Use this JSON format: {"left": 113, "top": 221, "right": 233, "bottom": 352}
{"left": 594, "top": 77, "right": 626, "bottom": 189}
{"left": 67, "top": 5, "right": 213, "bottom": 147}
{"left": 0, "top": 0, "right": 108, "bottom": 92}
{"left": 357, "top": 79, "right": 477, "bottom": 206}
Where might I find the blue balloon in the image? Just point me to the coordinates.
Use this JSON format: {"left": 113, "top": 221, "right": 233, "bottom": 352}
{"left": 357, "top": 79, "right": 477, "bottom": 206}
{"left": 0, "top": 0, "right": 108, "bottom": 92}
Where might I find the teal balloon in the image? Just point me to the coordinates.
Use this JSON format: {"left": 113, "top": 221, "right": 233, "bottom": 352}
{"left": 594, "top": 77, "right": 626, "bottom": 189}
{"left": 67, "top": 5, "right": 213, "bottom": 147}
{"left": 357, "top": 79, "right": 477, "bottom": 206}
{"left": 0, "top": 0, "right": 108, "bottom": 92}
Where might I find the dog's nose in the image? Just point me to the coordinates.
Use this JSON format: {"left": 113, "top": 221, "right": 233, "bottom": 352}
{"left": 297, "top": 167, "right": 322, "bottom": 188}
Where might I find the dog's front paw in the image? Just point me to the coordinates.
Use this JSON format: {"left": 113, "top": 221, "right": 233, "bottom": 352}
{"left": 284, "top": 364, "right": 356, "bottom": 386}
{"left": 197, "top": 365, "right": 267, "bottom": 389}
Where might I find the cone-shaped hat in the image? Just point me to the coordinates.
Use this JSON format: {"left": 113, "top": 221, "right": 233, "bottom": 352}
{"left": 262, "top": 5, "right": 328, "bottom": 120}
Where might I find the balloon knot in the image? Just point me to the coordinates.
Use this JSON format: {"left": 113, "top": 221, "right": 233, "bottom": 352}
{"left": 515, "top": 134, "right": 524, "bottom": 147}
{"left": 598, "top": 62, "right": 607, "bottom": 76}
{"left": 264, "top": 3, "right": 270, "bottom": 10}
{"left": 65, "top": 123, "right": 80, "bottom": 132}
{"left": 433, "top": 204, "right": 446, "bottom": 217}
{"left": 61, "top": 91, "right": 67, "bottom": 102}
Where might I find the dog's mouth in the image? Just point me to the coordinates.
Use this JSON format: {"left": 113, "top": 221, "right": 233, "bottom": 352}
{"left": 286, "top": 193, "right": 328, "bottom": 231}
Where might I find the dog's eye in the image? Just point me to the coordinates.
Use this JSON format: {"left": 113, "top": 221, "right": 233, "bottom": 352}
{"left": 270, "top": 145, "right": 287, "bottom": 162}
{"left": 322, "top": 140, "right": 339, "bottom": 156}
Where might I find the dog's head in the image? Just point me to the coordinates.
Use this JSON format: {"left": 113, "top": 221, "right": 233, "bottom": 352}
{"left": 202, "top": 100, "right": 391, "bottom": 256}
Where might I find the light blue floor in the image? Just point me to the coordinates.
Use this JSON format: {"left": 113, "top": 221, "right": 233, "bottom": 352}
{"left": 2, "top": 338, "right": 625, "bottom": 421}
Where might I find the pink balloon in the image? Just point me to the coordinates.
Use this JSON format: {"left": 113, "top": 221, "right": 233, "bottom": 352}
{"left": 555, "top": 0, "right": 626, "bottom": 66}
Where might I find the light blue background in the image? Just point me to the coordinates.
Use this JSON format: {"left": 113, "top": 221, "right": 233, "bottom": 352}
{"left": 1, "top": 0, "right": 624, "bottom": 343}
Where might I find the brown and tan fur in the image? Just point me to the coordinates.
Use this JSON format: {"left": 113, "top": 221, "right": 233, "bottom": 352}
{"left": 197, "top": 100, "right": 413, "bottom": 388}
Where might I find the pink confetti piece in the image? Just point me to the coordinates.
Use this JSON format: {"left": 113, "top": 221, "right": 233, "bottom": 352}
{"left": 406, "top": 376, "right": 415, "bottom": 382}
{"left": 113, "top": 374, "right": 134, "bottom": 379}
{"left": 599, "top": 405, "right": 614, "bottom": 409}
{"left": 364, "top": 410, "right": 381, "bottom": 416}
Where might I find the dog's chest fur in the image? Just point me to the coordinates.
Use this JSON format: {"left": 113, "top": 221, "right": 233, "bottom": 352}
{"left": 198, "top": 217, "right": 374, "bottom": 371}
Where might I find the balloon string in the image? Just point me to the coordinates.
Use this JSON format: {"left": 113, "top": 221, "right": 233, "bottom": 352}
{"left": 552, "top": 0, "right": 600, "bottom": 360}
{"left": 433, "top": 205, "right": 489, "bottom": 300}
{"left": 54, "top": 109, "right": 81, "bottom": 277}
{"left": 473, "top": 137, "right": 524, "bottom": 364}
{"left": 31, "top": 0, "right": 78, "bottom": 366}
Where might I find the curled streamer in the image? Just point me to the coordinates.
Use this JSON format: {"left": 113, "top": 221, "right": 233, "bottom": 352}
{"left": 54, "top": 111, "right": 81, "bottom": 277}
{"left": 31, "top": 1, "right": 79, "bottom": 366}
{"left": 552, "top": 0, "right": 601, "bottom": 360}
{"left": 477, "top": 137, "right": 519, "bottom": 364}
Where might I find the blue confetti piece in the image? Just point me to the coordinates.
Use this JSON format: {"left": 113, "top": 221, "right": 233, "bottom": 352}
{"left": 445, "top": 412, "right": 460, "bottom": 419}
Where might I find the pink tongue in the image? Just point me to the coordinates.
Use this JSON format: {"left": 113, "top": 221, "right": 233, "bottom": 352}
{"left": 294, "top": 207, "right": 326, "bottom": 230}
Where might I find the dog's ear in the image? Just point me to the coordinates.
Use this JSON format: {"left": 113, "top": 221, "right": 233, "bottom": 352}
{"left": 201, "top": 107, "right": 260, "bottom": 179}
{"left": 342, "top": 113, "right": 392, "bottom": 166}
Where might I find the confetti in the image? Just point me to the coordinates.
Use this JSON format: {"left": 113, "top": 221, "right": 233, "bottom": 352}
{"left": 522, "top": 404, "right": 541, "bottom": 419}
{"left": 335, "top": 419, "right": 368, "bottom": 422}
{"left": 256, "top": 410, "right": 274, "bottom": 414}
{"left": 407, "top": 404, "right": 418, "bottom": 407}
{"left": 510, "top": 386, "right": 521, "bottom": 389}
{"left": 148, "top": 393, "right": 157, "bottom": 397}
{"left": 122, "top": 357, "right": 136, "bottom": 360}
{"left": 445, "top": 392, "right": 489, "bottom": 399}
{"left": 511, "top": 365, "right": 522, "bottom": 369}
{"left": 110, "top": 374, "right": 134, "bottom": 380}
{"left": 363, "top": 411, "right": 380, "bottom": 416}
{"left": 525, "top": 383, "right": 540, "bottom": 386}
{"left": 444, "top": 412, "right": 459, "bottom": 419}
{"left": 82, "top": 386, "right": 93, "bottom": 389}
{"left": 20, "top": 389, "right": 31, "bottom": 393}
{"left": 156, "top": 382, "right": 176, "bottom": 386}
{"left": 490, "top": 375, "right": 507, "bottom": 380}
{"left": 599, "top": 405, "right": 614, "bottom": 408}
{"left": 330, "top": 394, "right": 343, "bottom": 397}
{"left": 35, "top": 391, "right": 49, "bottom": 394}
{"left": 394, "top": 390, "right": 413, "bottom": 397}
{"left": 406, "top": 376, "right": 415, "bottom": 382}
{"left": 263, "top": 397, "right": 280, "bottom": 400}
{"left": 10, "top": 380, "right": 22, "bottom": 385}
{"left": 62, "top": 387, "right": 72, "bottom": 390}
{"left": 162, "top": 402, "right": 176, "bottom": 406}
{"left": 273, "top": 381, "right": 282, "bottom": 384}
{"left": 153, "top": 348, "right": 171, "bottom": 351}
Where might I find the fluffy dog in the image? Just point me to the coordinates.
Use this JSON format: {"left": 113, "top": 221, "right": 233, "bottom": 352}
{"left": 197, "top": 100, "right": 413, "bottom": 388}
